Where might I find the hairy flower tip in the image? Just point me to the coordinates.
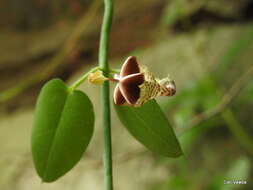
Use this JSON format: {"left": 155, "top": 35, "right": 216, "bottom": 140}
{"left": 88, "top": 70, "right": 107, "bottom": 85}
{"left": 114, "top": 56, "right": 176, "bottom": 107}
{"left": 158, "top": 77, "right": 176, "bottom": 96}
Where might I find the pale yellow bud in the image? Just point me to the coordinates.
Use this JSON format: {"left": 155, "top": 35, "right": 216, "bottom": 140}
{"left": 88, "top": 70, "right": 108, "bottom": 85}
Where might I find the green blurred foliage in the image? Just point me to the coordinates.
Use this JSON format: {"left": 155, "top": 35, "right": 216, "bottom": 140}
{"left": 152, "top": 14, "right": 253, "bottom": 188}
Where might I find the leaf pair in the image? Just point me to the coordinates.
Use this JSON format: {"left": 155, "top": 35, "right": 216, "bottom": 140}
{"left": 32, "top": 79, "right": 94, "bottom": 182}
{"left": 32, "top": 77, "right": 182, "bottom": 183}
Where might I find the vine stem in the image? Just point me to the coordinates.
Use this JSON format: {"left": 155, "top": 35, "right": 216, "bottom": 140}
{"left": 99, "top": 0, "right": 114, "bottom": 189}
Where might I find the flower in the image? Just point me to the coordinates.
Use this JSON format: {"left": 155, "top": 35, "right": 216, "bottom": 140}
{"left": 114, "top": 56, "right": 176, "bottom": 107}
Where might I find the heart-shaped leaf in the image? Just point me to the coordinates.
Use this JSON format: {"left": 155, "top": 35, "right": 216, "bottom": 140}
{"left": 32, "top": 79, "right": 94, "bottom": 182}
{"left": 115, "top": 100, "right": 182, "bottom": 157}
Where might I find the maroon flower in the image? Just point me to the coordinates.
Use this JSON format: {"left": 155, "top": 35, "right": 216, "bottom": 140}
{"left": 113, "top": 56, "right": 176, "bottom": 107}
{"left": 113, "top": 56, "right": 144, "bottom": 106}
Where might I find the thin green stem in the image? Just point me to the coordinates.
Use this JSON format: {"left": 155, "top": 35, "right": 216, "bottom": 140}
{"left": 99, "top": 0, "right": 114, "bottom": 190}
{"left": 222, "top": 110, "right": 253, "bottom": 156}
{"left": 100, "top": 68, "right": 120, "bottom": 78}
{"left": 69, "top": 66, "right": 99, "bottom": 91}
{"left": 109, "top": 68, "right": 120, "bottom": 74}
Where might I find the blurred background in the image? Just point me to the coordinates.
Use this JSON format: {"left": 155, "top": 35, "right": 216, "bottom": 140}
{"left": 0, "top": 0, "right": 253, "bottom": 189}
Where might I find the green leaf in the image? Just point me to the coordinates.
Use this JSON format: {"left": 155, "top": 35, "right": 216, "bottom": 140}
{"left": 114, "top": 100, "right": 182, "bottom": 157}
{"left": 31, "top": 79, "right": 95, "bottom": 182}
